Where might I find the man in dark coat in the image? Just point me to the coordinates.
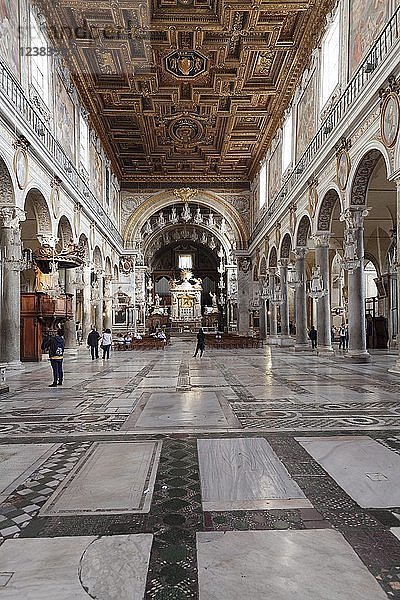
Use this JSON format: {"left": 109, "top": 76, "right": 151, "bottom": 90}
{"left": 42, "top": 332, "right": 65, "bottom": 387}
{"left": 194, "top": 328, "right": 206, "bottom": 357}
{"left": 308, "top": 325, "right": 317, "bottom": 350}
{"left": 87, "top": 327, "right": 101, "bottom": 360}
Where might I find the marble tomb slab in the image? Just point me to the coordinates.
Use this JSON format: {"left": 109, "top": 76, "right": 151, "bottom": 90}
{"left": 40, "top": 441, "right": 161, "bottom": 515}
{"left": 131, "top": 391, "right": 228, "bottom": 429}
{"left": 297, "top": 435, "right": 400, "bottom": 508}
{"left": 197, "top": 529, "right": 387, "bottom": 600}
{"left": 0, "top": 443, "right": 59, "bottom": 503}
{"left": 0, "top": 534, "right": 152, "bottom": 599}
{"left": 197, "top": 437, "right": 311, "bottom": 510}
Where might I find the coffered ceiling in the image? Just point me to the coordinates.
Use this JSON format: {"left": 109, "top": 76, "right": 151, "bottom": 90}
{"left": 38, "top": 0, "right": 334, "bottom": 184}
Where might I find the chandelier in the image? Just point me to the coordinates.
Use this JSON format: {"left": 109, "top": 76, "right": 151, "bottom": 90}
{"left": 308, "top": 266, "right": 327, "bottom": 300}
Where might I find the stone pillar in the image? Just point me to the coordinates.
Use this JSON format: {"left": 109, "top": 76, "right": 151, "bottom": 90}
{"left": 259, "top": 290, "right": 267, "bottom": 340}
{"left": 64, "top": 269, "right": 77, "bottom": 354}
{"left": 314, "top": 234, "right": 333, "bottom": 354}
{"left": 237, "top": 256, "right": 252, "bottom": 335}
{"left": 94, "top": 272, "right": 104, "bottom": 333}
{"left": 82, "top": 264, "right": 92, "bottom": 342}
{"left": 267, "top": 268, "right": 278, "bottom": 343}
{"left": 294, "top": 247, "right": 308, "bottom": 350}
{"left": 0, "top": 207, "right": 25, "bottom": 368}
{"left": 103, "top": 274, "right": 113, "bottom": 330}
{"left": 389, "top": 180, "right": 400, "bottom": 372}
{"left": 279, "top": 259, "right": 292, "bottom": 345}
{"left": 343, "top": 207, "right": 370, "bottom": 362}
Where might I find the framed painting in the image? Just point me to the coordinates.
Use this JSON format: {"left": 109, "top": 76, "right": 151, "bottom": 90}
{"left": 13, "top": 147, "right": 28, "bottom": 190}
{"left": 268, "top": 144, "right": 281, "bottom": 201}
{"left": 296, "top": 71, "right": 316, "bottom": 161}
{"left": 381, "top": 92, "right": 400, "bottom": 148}
{"left": 55, "top": 75, "right": 76, "bottom": 162}
{"left": 349, "top": 0, "right": 387, "bottom": 75}
{"left": 336, "top": 149, "right": 351, "bottom": 190}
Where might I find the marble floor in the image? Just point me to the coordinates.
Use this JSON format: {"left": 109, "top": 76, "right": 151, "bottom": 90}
{"left": 1, "top": 337, "right": 400, "bottom": 597}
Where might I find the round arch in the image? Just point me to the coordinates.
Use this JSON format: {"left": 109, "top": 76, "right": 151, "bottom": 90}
{"left": 57, "top": 216, "right": 74, "bottom": 250}
{"left": 316, "top": 189, "right": 341, "bottom": 232}
{"left": 268, "top": 246, "right": 278, "bottom": 268}
{"left": 104, "top": 256, "right": 112, "bottom": 276}
{"left": 0, "top": 155, "right": 15, "bottom": 206}
{"left": 295, "top": 213, "right": 312, "bottom": 247}
{"left": 349, "top": 147, "right": 388, "bottom": 207}
{"left": 23, "top": 188, "right": 52, "bottom": 237}
{"left": 279, "top": 232, "right": 292, "bottom": 259}
{"left": 93, "top": 246, "right": 103, "bottom": 270}
{"left": 259, "top": 255, "right": 267, "bottom": 277}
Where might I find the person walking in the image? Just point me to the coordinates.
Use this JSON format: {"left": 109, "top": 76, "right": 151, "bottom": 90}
{"left": 42, "top": 331, "right": 65, "bottom": 387}
{"left": 308, "top": 325, "right": 317, "bottom": 350}
{"left": 101, "top": 328, "right": 112, "bottom": 359}
{"left": 339, "top": 324, "right": 346, "bottom": 350}
{"left": 194, "top": 327, "right": 206, "bottom": 357}
{"left": 87, "top": 327, "right": 101, "bottom": 360}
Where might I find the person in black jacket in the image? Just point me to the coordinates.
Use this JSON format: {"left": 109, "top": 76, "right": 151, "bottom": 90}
{"left": 193, "top": 328, "right": 206, "bottom": 357}
{"left": 42, "top": 332, "right": 65, "bottom": 387}
{"left": 308, "top": 325, "right": 317, "bottom": 350}
{"left": 87, "top": 327, "right": 101, "bottom": 360}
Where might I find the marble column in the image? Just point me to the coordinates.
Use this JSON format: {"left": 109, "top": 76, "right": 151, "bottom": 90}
{"left": 267, "top": 268, "right": 278, "bottom": 344}
{"left": 64, "top": 269, "right": 77, "bottom": 354}
{"left": 82, "top": 265, "right": 92, "bottom": 342}
{"left": 279, "top": 259, "right": 292, "bottom": 345}
{"left": 94, "top": 272, "right": 104, "bottom": 333}
{"left": 343, "top": 207, "right": 370, "bottom": 362}
{"left": 259, "top": 291, "right": 266, "bottom": 340}
{"left": 294, "top": 247, "right": 308, "bottom": 351}
{"left": 314, "top": 234, "right": 333, "bottom": 354}
{"left": 0, "top": 207, "right": 25, "bottom": 368}
{"left": 389, "top": 180, "right": 400, "bottom": 373}
{"left": 103, "top": 274, "right": 113, "bottom": 330}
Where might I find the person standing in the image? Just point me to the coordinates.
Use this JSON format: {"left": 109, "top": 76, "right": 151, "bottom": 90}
{"left": 308, "top": 325, "right": 317, "bottom": 350}
{"left": 42, "top": 331, "right": 65, "bottom": 387}
{"left": 339, "top": 324, "right": 346, "bottom": 350}
{"left": 87, "top": 327, "right": 101, "bottom": 360}
{"left": 101, "top": 328, "right": 112, "bottom": 359}
{"left": 194, "top": 328, "right": 206, "bottom": 357}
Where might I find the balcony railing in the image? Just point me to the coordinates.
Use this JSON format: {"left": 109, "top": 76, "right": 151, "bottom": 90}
{"left": 0, "top": 61, "right": 123, "bottom": 247}
{"left": 249, "top": 6, "right": 400, "bottom": 246}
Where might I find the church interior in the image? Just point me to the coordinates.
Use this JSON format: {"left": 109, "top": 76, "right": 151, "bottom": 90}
{"left": 0, "top": 0, "right": 400, "bottom": 597}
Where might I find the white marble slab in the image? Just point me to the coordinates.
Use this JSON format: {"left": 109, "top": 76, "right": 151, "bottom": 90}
{"left": 40, "top": 441, "right": 161, "bottom": 515}
{"left": 133, "top": 391, "right": 228, "bottom": 429}
{"left": 390, "top": 527, "right": 400, "bottom": 542}
{"left": 0, "top": 443, "right": 59, "bottom": 502}
{"left": 297, "top": 435, "right": 400, "bottom": 508}
{"left": 0, "top": 534, "right": 152, "bottom": 599}
{"left": 197, "top": 530, "right": 387, "bottom": 600}
{"left": 197, "top": 437, "right": 311, "bottom": 510}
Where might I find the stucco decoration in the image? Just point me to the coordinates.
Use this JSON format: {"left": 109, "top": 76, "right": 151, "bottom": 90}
{"left": 350, "top": 149, "right": 382, "bottom": 206}
{"left": 280, "top": 233, "right": 292, "bottom": 259}
{"left": 296, "top": 214, "right": 311, "bottom": 248}
{"left": 268, "top": 246, "right": 278, "bottom": 268}
{"left": 317, "top": 189, "right": 340, "bottom": 231}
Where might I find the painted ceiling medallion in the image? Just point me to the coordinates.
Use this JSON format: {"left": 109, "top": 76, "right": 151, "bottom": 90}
{"left": 168, "top": 116, "right": 204, "bottom": 148}
{"left": 165, "top": 50, "right": 207, "bottom": 79}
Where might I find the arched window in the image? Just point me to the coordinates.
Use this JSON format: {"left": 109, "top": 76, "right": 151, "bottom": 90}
{"left": 320, "top": 8, "right": 340, "bottom": 109}
{"left": 259, "top": 162, "right": 267, "bottom": 208}
{"left": 364, "top": 260, "right": 378, "bottom": 298}
{"left": 29, "top": 10, "right": 49, "bottom": 105}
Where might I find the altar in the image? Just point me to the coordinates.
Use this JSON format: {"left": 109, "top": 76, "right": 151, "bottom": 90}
{"left": 170, "top": 269, "right": 202, "bottom": 324}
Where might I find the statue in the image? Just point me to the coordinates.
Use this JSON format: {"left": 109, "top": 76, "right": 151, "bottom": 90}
{"left": 209, "top": 291, "right": 218, "bottom": 310}
{"left": 194, "top": 207, "right": 203, "bottom": 224}
{"left": 170, "top": 207, "right": 178, "bottom": 224}
{"left": 154, "top": 293, "right": 161, "bottom": 308}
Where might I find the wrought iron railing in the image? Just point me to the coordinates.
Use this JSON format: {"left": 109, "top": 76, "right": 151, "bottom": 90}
{"left": 249, "top": 6, "right": 400, "bottom": 246}
{"left": 0, "top": 61, "right": 123, "bottom": 247}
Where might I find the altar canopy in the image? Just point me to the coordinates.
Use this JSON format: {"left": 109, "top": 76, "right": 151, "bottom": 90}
{"left": 170, "top": 269, "right": 202, "bottom": 323}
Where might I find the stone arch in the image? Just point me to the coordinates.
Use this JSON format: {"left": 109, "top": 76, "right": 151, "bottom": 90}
{"left": 252, "top": 263, "right": 259, "bottom": 282}
{"left": 78, "top": 234, "right": 90, "bottom": 262}
{"left": 268, "top": 246, "right": 278, "bottom": 268}
{"left": 104, "top": 256, "right": 112, "bottom": 276}
{"left": 57, "top": 216, "right": 74, "bottom": 250}
{"left": 350, "top": 148, "right": 385, "bottom": 207}
{"left": 93, "top": 246, "right": 103, "bottom": 270}
{"left": 0, "top": 155, "right": 15, "bottom": 205}
{"left": 279, "top": 233, "right": 292, "bottom": 259}
{"left": 123, "top": 189, "right": 248, "bottom": 250}
{"left": 113, "top": 264, "right": 119, "bottom": 280}
{"left": 295, "top": 214, "right": 311, "bottom": 247}
{"left": 23, "top": 188, "right": 52, "bottom": 237}
{"left": 316, "top": 189, "right": 341, "bottom": 231}
{"left": 259, "top": 256, "right": 267, "bottom": 277}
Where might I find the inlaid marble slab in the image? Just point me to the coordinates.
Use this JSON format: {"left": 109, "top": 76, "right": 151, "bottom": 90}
{"left": 0, "top": 443, "right": 59, "bottom": 502}
{"left": 297, "top": 435, "right": 400, "bottom": 508}
{"left": 197, "top": 530, "right": 387, "bottom": 599}
{"left": 197, "top": 437, "right": 311, "bottom": 510}
{"left": 40, "top": 441, "right": 161, "bottom": 515}
{"left": 0, "top": 534, "right": 152, "bottom": 599}
{"left": 131, "top": 391, "right": 228, "bottom": 429}
{"left": 390, "top": 527, "right": 400, "bottom": 542}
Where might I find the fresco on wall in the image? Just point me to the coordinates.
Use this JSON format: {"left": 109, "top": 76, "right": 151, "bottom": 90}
{"left": 296, "top": 72, "right": 316, "bottom": 161}
{"left": 91, "top": 146, "right": 103, "bottom": 201}
{"left": 268, "top": 143, "right": 282, "bottom": 201}
{"left": 0, "top": 0, "right": 20, "bottom": 78}
{"left": 349, "top": 0, "right": 387, "bottom": 75}
{"left": 55, "top": 75, "right": 76, "bottom": 162}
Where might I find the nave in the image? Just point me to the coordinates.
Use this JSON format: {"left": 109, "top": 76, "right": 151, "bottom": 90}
{"left": 1, "top": 340, "right": 400, "bottom": 598}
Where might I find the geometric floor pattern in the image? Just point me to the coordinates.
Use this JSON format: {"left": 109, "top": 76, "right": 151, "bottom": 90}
{"left": 1, "top": 336, "right": 400, "bottom": 597}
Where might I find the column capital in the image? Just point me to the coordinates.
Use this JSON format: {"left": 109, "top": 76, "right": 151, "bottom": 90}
{"left": 37, "top": 234, "right": 58, "bottom": 248}
{"left": 340, "top": 206, "right": 370, "bottom": 229}
{"left": 295, "top": 247, "right": 307, "bottom": 259}
{"left": 278, "top": 258, "right": 290, "bottom": 268}
{"left": 312, "top": 232, "right": 331, "bottom": 247}
{"left": 0, "top": 207, "right": 25, "bottom": 229}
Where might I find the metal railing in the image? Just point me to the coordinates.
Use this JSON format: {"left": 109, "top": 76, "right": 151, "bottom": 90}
{"left": 249, "top": 6, "right": 400, "bottom": 246}
{"left": 0, "top": 61, "right": 123, "bottom": 247}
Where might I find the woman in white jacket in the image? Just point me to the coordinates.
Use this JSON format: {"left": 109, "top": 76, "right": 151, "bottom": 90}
{"left": 101, "top": 328, "right": 112, "bottom": 359}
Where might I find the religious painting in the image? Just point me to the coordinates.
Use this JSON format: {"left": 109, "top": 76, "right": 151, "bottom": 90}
{"left": 349, "top": 0, "right": 387, "bottom": 75}
{"left": 381, "top": 92, "right": 400, "bottom": 148}
{"left": 91, "top": 146, "right": 103, "bottom": 202}
{"left": 336, "top": 149, "right": 351, "bottom": 190}
{"left": 268, "top": 143, "right": 281, "bottom": 201}
{"left": 0, "top": 0, "right": 20, "bottom": 78}
{"left": 13, "top": 147, "right": 28, "bottom": 190}
{"left": 296, "top": 71, "right": 316, "bottom": 161}
{"left": 55, "top": 75, "right": 76, "bottom": 162}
